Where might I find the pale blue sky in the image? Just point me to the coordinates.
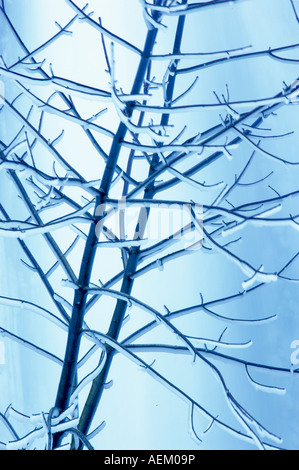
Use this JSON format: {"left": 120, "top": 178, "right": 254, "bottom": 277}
{"left": 0, "top": 0, "right": 299, "bottom": 450}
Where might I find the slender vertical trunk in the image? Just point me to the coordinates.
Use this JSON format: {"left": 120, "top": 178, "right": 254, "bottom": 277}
{"left": 53, "top": 8, "right": 163, "bottom": 447}
{"left": 76, "top": 3, "right": 188, "bottom": 446}
{"left": 77, "top": 180, "right": 156, "bottom": 441}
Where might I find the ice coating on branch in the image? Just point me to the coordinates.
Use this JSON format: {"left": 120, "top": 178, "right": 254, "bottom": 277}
{"left": 242, "top": 270, "right": 278, "bottom": 290}
{"left": 221, "top": 221, "right": 245, "bottom": 237}
{"left": 245, "top": 366, "right": 286, "bottom": 395}
{"left": 1, "top": 0, "right": 297, "bottom": 452}
{"left": 0, "top": 296, "right": 68, "bottom": 330}
{"left": 188, "top": 336, "right": 253, "bottom": 350}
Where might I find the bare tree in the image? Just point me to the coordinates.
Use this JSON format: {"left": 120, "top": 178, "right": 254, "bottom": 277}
{"left": 0, "top": 0, "right": 299, "bottom": 450}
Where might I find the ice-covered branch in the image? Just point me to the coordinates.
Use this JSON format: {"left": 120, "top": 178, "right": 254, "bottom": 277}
{"left": 203, "top": 226, "right": 279, "bottom": 287}
{"left": 53, "top": 13, "right": 163, "bottom": 443}
{"left": 1, "top": 95, "right": 84, "bottom": 178}
{"left": 125, "top": 343, "right": 299, "bottom": 375}
{"left": 0, "top": 160, "right": 101, "bottom": 196}
{"left": 0, "top": 326, "right": 63, "bottom": 365}
{"left": 0, "top": 210, "right": 93, "bottom": 239}
{"left": 83, "top": 285, "right": 283, "bottom": 445}
{"left": 5, "top": 415, "right": 80, "bottom": 450}
{"left": 245, "top": 365, "right": 286, "bottom": 396}
{"left": 8, "top": 13, "right": 80, "bottom": 71}
{"left": 83, "top": 328, "right": 282, "bottom": 450}
{"left": 150, "top": 44, "right": 253, "bottom": 61}
{"left": 14, "top": 85, "right": 114, "bottom": 138}
{"left": 231, "top": 126, "right": 299, "bottom": 166}
{"left": 0, "top": 158, "right": 101, "bottom": 195}
{"left": 0, "top": 296, "right": 68, "bottom": 331}
{"left": 139, "top": 0, "right": 250, "bottom": 15}
{"left": 121, "top": 139, "right": 238, "bottom": 154}
{"left": 177, "top": 42, "right": 299, "bottom": 75}
{"left": 134, "top": 91, "right": 296, "bottom": 114}
{"left": 0, "top": 66, "right": 112, "bottom": 101}
{"left": 1, "top": 0, "right": 298, "bottom": 451}
{"left": 64, "top": 0, "right": 142, "bottom": 55}
{"left": 109, "top": 42, "right": 169, "bottom": 138}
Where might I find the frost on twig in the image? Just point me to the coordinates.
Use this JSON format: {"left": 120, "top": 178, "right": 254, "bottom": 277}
{"left": 0, "top": 0, "right": 298, "bottom": 452}
{"left": 108, "top": 42, "right": 171, "bottom": 139}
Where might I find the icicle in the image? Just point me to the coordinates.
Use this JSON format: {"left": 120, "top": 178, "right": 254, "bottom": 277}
{"left": 61, "top": 278, "right": 79, "bottom": 290}
{"left": 156, "top": 259, "right": 164, "bottom": 271}
{"left": 222, "top": 146, "right": 233, "bottom": 161}
{"left": 225, "top": 105, "right": 240, "bottom": 120}
{"left": 87, "top": 421, "right": 106, "bottom": 441}
{"left": 103, "top": 380, "right": 114, "bottom": 390}
{"left": 22, "top": 60, "right": 46, "bottom": 71}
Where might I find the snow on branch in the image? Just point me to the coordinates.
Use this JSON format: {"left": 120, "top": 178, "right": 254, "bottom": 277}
{"left": 0, "top": 326, "right": 63, "bottom": 365}
{"left": 177, "top": 43, "right": 299, "bottom": 75}
{"left": 8, "top": 13, "right": 81, "bottom": 70}
{"left": 0, "top": 158, "right": 101, "bottom": 195}
{"left": 0, "top": 296, "right": 69, "bottom": 330}
{"left": 64, "top": 0, "right": 142, "bottom": 55}
{"left": 139, "top": 0, "right": 251, "bottom": 16}
{"left": 0, "top": 203, "right": 94, "bottom": 239}
{"left": 83, "top": 328, "right": 282, "bottom": 449}
{"left": 1, "top": 0, "right": 298, "bottom": 451}
{"left": 1, "top": 96, "right": 84, "bottom": 178}
{"left": 0, "top": 66, "right": 112, "bottom": 102}
{"left": 14, "top": 84, "right": 114, "bottom": 138}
